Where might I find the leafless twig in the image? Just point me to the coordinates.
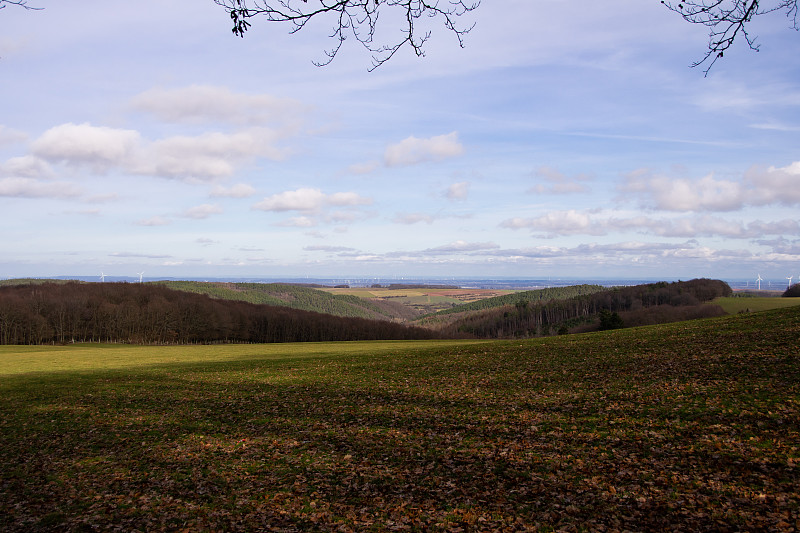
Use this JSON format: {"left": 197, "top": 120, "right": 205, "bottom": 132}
{"left": 214, "top": 0, "right": 480, "bottom": 70}
{"left": 662, "top": 0, "right": 798, "bottom": 74}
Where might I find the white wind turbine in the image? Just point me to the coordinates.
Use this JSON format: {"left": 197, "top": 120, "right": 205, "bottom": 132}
{"left": 137, "top": 272, "right": 144, "bottom": 283}
{"left": 756, "top": 274, "right": 762, "bottom": 291}
{"left": 788, "top": 275, "right": 794, "bottom": 288}
{"left": 99, "top": 271, "right": 105, "bottom": 282}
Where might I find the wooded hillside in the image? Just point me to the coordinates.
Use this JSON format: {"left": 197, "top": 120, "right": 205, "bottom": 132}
{"left": 0, "top": 282, "right": 438, "bottom": 345}
{"left": 155, "top": 281, "right": 397, "bottom": 320}
{"left": 421, "top": 284, "right": 607, "bottom": 318}
{"left": 430, "top": 279, "right": 732, "bottom": 338}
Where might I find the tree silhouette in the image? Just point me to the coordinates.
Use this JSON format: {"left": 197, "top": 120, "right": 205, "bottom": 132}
{"left": 214, "top": 0, "right": 798, "bottom": 72}
{"left": 0, "top": 0, "right": 39, "bottom": 11}
{"left": 662, "top": 0, "right": 799, "bottom": 74}
{"left": 214, "top": 0, "right": 479, "bottom": 70}
{"left": 783, "top": 283, "right": 800, "bottom": 297}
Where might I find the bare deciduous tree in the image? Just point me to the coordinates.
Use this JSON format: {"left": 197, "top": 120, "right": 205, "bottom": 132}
{"left": 213, "top": 0, "right": 479, "bottom": 70}
{"left": 661, "top": 0, "right": 799, "bottom": 74}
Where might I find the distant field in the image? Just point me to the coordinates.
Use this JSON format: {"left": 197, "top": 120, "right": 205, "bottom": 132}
{"left": 714, "top": 296, "right": 800, "bottom": 314}
{"left": 1, "top": 307, "right": 798, "bottom": 531}
{"left": 321, "top": 286, "right": 514, "bottom": 314}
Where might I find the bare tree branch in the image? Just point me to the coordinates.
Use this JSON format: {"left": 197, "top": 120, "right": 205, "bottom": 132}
{"left": 0, "top": 0, "right": 41, "bottom": 9}
{"left": 662, "top": 0, "right": 799, "bottom": 74}
{"left": 213, "top": 0, "right": 479, "bottom": 70}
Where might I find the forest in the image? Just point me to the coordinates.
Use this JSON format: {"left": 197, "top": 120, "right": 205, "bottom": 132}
{"left": 433, "top": 279, "right": 732, "bottom": 338}
{"left": 424, "top": 284, "right": 607, "bottom": 317}
{"left": 0, "top": 282, "right": 437, "bottom": 345}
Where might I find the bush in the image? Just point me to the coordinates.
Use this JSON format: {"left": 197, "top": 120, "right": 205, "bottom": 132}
{"left": 783, "top": 283, "right": 800, "bottom": 297}
{"left": 598, "top": 309, "right": 624, "bottom": 330}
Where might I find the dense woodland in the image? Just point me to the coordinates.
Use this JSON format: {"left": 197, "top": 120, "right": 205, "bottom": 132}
{"left": 0, "top": 282, "right": 437, "bottom": 345}
{"left": 424, "top": 284, "right": 607, "bottom": 317}
{"left": 435, "top": 279, "right": 732, "bottom": 338}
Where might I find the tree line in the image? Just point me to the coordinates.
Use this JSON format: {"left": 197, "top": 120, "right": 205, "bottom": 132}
{"left": 0, "top": 282, "right": 438, "bottom": 345}
{"left": 441, "top": 279, "right": 732, "bottom": 339}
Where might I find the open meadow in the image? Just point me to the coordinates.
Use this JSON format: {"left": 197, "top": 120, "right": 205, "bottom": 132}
{"left": 714, "top": 296, "right": 800, "bottom": 315}
{"left": 1, "top": 307, "right": 799, "bottom": 531}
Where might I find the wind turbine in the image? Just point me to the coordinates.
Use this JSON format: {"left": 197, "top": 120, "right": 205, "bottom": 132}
{"left": 756, "top": 274, "right": 762, "bottom": 291}
{"left": 788, "top": 276, "right": 794, "bottom": 288}
{"left": 99, "top": 271, "right": 105, "bottom": 282}
{"left": 137, "top": 272, "right": 144, "bottom": 283}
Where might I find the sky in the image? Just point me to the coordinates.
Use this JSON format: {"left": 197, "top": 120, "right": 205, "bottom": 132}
{"left": 1, "top": 0, "right": 799, "bottom": 282}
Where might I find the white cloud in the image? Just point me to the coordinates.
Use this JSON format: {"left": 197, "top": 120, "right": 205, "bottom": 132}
{"left": 110, "top": 252, "right": 171, "bottom": 259}
{"left": 253, "top": 188, "right": 372, "bottom": 213}
{"left": 619, "top": 163, "right": 800, "bottom": 212}
{"left": 501, "top": 209, "right": 800, "bottom": 239}
{"left": 139, "top": 128, "right": 289, "bottom": 181}
{"left": 0, "top": 125, "right": 28, "bottom": 146}
{"left": 130, "top": 85, "right": 308, "bottom": 127}
{"left": 32, "top": 123, "right": 141, "bottom": 172}
{"left": 757, "top": 238, "right": 800, "bottom": 256}
{"left": 384, "top": 132, "right": 464, "bottom": 167}
{"left": 0, "top": 177, "right": 80, "bottom": 198}
{"left": 210, "top": 183, "right": 257, "bottom": 198}
{"left": 253, "top": 188, "right": 327, "bottom": 212}
{"left": 620, "top": 169, "right": 745, "bottom": 211}
{"left": 29, "top": 123, "right": 293, "bottom": 183}
{"left": 500, "top": 209, "right": 606, "bottom": 237}
{"left": 347, "top": 160, "right": 380, "bottom": 175}
{"left": 445, "top": 181, "right": 470, "bottom": 200}
{"left": 423, "top": 241, "right": 500, "bottom": 254}
{"left": 182, "top": 204, "right": 223, "bottom": 219}
{"left": 304, "top": 245, "right": 357, "bottom": 252}
{"left": 277, "top": 216, "right": 317, "bottom": 227}
{"left": 528, "top": 166, "right": 591, "bottom": 195}
{"left": 327, "top": 191, "right": 373, "bottom": 207}
{"left": 746, "top": 161, "right": 800, "bottom": 206}
{"left": 0, "top": 155, "right": 54, "bottom": 179}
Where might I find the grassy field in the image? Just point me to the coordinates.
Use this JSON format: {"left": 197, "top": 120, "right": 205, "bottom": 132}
{"left": 1, "top": 308, "right": 799, "bottom": 531}
{"left": 715, "top": 296, "right": 800, "bottom": 314}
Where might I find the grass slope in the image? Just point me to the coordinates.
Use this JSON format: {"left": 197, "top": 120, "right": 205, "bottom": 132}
{"left": 715, "top": 296, "right": 800, "bottom": 314}
{"left": 1, "top": 308, "right": 798, "bottom": 531}
{"left": 155, "top": 281, "right": 394, "bottom": 321}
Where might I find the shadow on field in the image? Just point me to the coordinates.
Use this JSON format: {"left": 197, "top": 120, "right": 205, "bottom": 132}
{"left": 1, "top": 308, "right": 799, "bottom": 531}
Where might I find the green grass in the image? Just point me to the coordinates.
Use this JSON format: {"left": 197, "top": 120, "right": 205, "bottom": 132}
{"left": 1, "top": 308, "right": 799, "bottom": 531}
{"left": 714, "top": 296, "right": 800, "bottom": 314}
{"left": 0, "top": 339, "right": 488, "bottom": 375}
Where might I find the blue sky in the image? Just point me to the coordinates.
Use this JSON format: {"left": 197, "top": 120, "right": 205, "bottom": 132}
{"left": 1, "top": 0, "right": 799, "bottom": 281}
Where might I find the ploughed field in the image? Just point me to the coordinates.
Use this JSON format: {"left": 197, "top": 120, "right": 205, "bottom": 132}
{"left": 1, "top": 307, "right": 798, "bottom": 531}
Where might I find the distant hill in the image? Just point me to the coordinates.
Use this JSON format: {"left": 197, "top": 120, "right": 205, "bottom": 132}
{"left": 421, "top": 279, "right": 732, "bottom": 338}
{"left": 418, "top": 284, "right": 606, "bottom": 319}
{"left": 0, "top": 278, "right": 82, "bottom": 286}
{"left": 153, "top": 281, "right": 404, "bottom": 321}
{"left": 0, "top": 282, "right": 438, "bottom": 345}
